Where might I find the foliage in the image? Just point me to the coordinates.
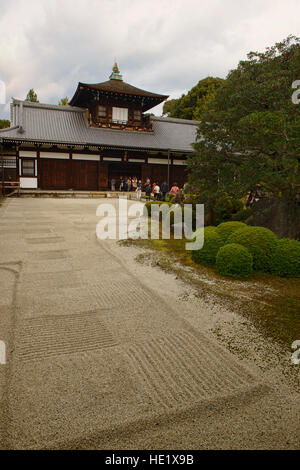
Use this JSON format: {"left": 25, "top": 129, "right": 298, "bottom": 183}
{"left": 232, "top": 208, "right": 253, "bottom": 221}
{"left": 214, "top": 194, "right": 244, "bottom": 224}
{"left": 217, "top": 221, "right": 247, "bottom": 242}
{"left": 165, "top": 194, "right": 176, "bottom": 203}
{"left": 188, "top": 36, "right": 300, "bottom": 204}
{"left": 163, "top": 77, "right": 224, "bottom": 121}
{"left": 0, "top": 119, "right": 10, "bottom": 129}
{"left": 25, "top": 89, "right": 39, "bottom": 102}
{"left": 192, "top": 226, "right": 223, "bottom": 266}
{"left": 58, "top": 97, "right": 69, "bottom": 106}
{"left": 271, "top": 238, "right": 300, "bottom": 277}
{"left": 166, "top": 206, "right": 195, "bottom": 228}
{"left": 143, "top": 201, "right": 172, "bottom": 217}
{"left": 227, "top": 226, "right": 278, "bottom": 272}
{"left": 216, "top": 243, "right": 253, "bottom": 278}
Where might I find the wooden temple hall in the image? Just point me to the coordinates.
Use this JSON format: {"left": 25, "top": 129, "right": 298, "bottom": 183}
{"left": 0, "top": 63, "right": 198, "bottom": 191}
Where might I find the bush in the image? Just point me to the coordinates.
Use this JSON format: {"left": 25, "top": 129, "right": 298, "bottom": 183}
{"left": 192, "top": 226, "right": 224, "bottom": 266}
{"left": 227, "top": 226, "right": 278, "bottom": 272}
{"left": 183, "top": 194, "right": 198, "bottom": 205}
{"left": 166, "top": 206, "right": 196, "bottom": 229}
{"left": 216, "top": 243, "right": 253, "bottom": 279}
{"left": 143, "top": 201, "right": 171, "bottom": 217}
{"left": 165, "top": 194, "right": 176, "bottom": 204}
{"left": 232, "top": 208, "right": 253, "bottom": 222}
{"left": 214, "top": 195, "right": 244, "bottom": 225}
{"left": 271, "top": 238, "right": 300, "bottom": 277}
{"left": 217, "top": 221, "right": 246, "bottom": 242}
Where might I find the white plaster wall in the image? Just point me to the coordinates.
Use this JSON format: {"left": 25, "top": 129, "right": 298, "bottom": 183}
{"left": 72, "top": 154, "right": 100, "bottom": 161}
{"left": 19, "top": 150, "right": 37, "bottom": 158}
{"left": 40, "top": 152, "right": 69, "bottom": 159}
{"left": 148, "top": 158, "right": 168, "bottom": 165}
{"left": 20, "top": 177, "right": 38, "bottom": 188}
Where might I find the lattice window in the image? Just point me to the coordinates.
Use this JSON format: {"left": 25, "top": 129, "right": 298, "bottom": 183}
{"left": 22, "top": 159, "right": 35, "bottom": 176}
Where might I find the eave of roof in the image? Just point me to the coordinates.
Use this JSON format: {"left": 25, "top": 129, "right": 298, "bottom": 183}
{"left": 0, "top": 100, "right": 198, "bottom": 153}
{"left": 69, "top": 80, "right": 169, "bottom": 109}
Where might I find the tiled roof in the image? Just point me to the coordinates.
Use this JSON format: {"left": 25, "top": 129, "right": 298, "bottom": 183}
{"left": 0, "top": 99, "right": 199, "bottom": 152}
{"left": 69, "top": 79, "right": 169, "bottom": 109}
{"left": 79, "top": 80, "right": 168, "bottom": 99}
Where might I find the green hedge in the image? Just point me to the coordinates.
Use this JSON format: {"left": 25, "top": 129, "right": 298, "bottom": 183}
{"left": 192, "top": 226, "right": 224, "bottom": 266}
{"left": 216, "top": 243, "right": 253, "bottom": 279}
{"left": 227, "top": 226, "right": 278, "bottom": 272}
{"left": 217, "top": 221, "right": 246, "bottom": 242}
{"left": 270, "top": 238, "right": 300, "bottom": 277}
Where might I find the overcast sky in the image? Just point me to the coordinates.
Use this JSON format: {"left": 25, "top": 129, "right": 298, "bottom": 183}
{"left": 0, "top": 0, "right": 299, "bottom": 119}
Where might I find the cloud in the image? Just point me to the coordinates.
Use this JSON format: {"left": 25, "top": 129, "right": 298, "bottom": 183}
{"left": 0, "top": 0, "right": 299, "bottom": 119}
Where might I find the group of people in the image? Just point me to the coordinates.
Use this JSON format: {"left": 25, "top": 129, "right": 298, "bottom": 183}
{"left": 144, "top": 179, "right": 182, "bottom": 201}
{"left": 111, "top": 176, "right": 142, "bottom": 193}
{"left": 109, "top": 175, "right": 185, "bottom": 201}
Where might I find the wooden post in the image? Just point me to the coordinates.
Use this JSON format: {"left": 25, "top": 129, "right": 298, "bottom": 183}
{"left": 97, "top": 151, "right": 100, "bottom": 190}
{"left": 1, "top": 148, "right": 4, "bottom": 198}
{"left": 167, "top": 149, "right": 170, "bottom": 188}
{"left": 37, "top": 146, "right": 40, "bottom": 188}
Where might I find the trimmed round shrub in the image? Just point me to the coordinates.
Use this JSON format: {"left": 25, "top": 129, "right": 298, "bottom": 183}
{"left": 232, "top": 208, "right": 253, "bottom": 222}
{"left": 216, "top": 243, "right": 253, "bottom": 279}
{"left": 227, "top": 226, "right": 278, "bottom": 272}
{"left": 271, "top": 238, "right": 300, "bottom": 277}
{"left": 217, "top": 221, "right": 246, "bottom": 242}
{"left": 192, "top": 226, "right": 224, "bottom": 266}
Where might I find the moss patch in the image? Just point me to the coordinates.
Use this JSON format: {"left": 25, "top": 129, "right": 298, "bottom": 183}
{"left": 120, "top": 236, "right": 300, "bottom": 347}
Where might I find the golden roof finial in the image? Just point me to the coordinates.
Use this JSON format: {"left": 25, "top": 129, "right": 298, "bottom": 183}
{"left": 112, "top": 61, "right": 119, "bottom": 73}
{"left": 109, "top": 61, "right": 123, "bottom": 80}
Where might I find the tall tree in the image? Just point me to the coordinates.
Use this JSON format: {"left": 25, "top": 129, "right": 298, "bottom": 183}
{"left": 25, "top": 89, "right": 39, "bottom": 102}
{"left": 58, "top": 97, "right": 69, "bottom": 106}
{"left": 188, "top": 36, "right": 300, "bottom": 205}
{"left": 163, "top": 77, "right": 224, "bottom": 120}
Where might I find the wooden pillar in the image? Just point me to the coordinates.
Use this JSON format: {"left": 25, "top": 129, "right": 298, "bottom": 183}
{"left": 69, "top": 150, "right": 73, "bottom": 189}
{"left": 16, "top": 146, "right": 19, "bottom": 182}
{"left": 36, "top": 146, "right": 40, "bottom": 188}
{"left": 167, "top": 149, "right": 170, "bottom": 188}
{"left": 97, "top": 151, "right": 100, "bottom": 190}
{"left": 1, "top": 142, "right": 4, "bottom": 197}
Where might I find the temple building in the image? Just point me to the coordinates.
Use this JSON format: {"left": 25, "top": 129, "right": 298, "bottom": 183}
{"left": 0, "top": 63, "right": 198, "bottom": 190}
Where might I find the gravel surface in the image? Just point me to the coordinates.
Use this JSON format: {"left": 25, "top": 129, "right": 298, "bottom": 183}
{"left": 0, "top": 197, "right": 299, "bottom": 449}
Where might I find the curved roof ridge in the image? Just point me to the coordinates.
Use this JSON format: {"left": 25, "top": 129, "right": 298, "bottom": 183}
{"left": 12, "top": 99, "right": 86, "bottom": 112}
{"left": 80, "top": 79, "right": 168, "bottom": 99}
{"left": 152, "top": 116, "right": 200, "bottom": 125}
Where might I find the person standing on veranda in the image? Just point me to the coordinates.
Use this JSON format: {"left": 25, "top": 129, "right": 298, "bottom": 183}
{"left": 136, "top": 180, "right": 142, "bottom": 200}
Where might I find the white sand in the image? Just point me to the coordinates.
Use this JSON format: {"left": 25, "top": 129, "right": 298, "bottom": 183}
{"left": 0, "top": 197, "right": 299, "bottom": 449}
